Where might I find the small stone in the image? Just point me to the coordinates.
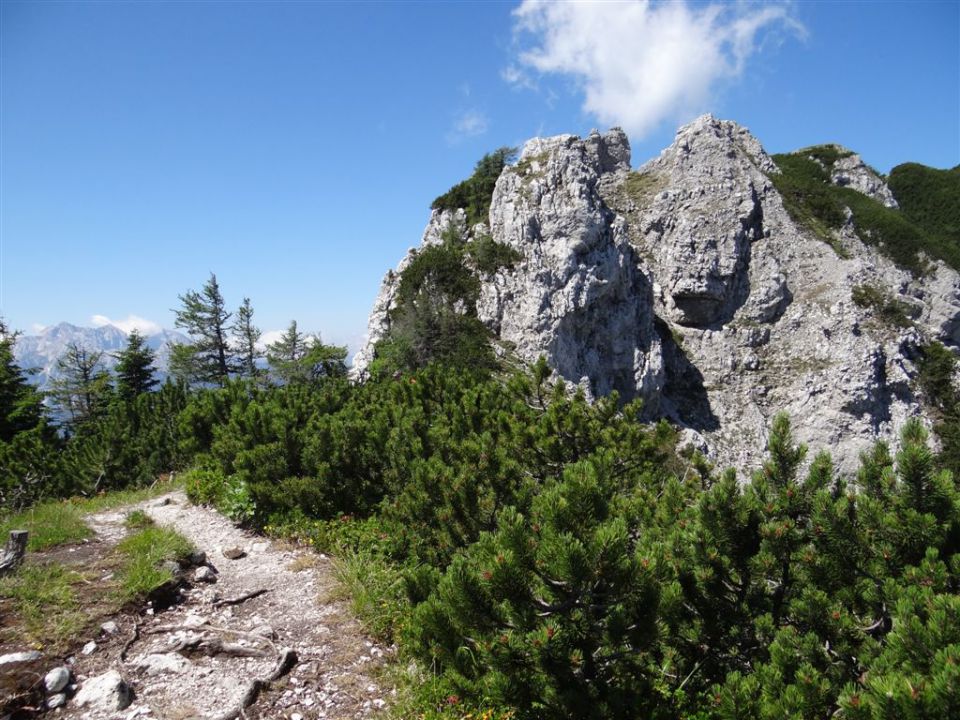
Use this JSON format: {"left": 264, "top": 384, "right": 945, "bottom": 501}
{"left": 188, "top": 550, "right": 207, "bottom": 566}
{"left": 44, "top": 666, "right": 70, "bottom": 693}
{"left": 82, "top": 641, "right": 97, "bottom": 655}
{"left": 193, "top": 566, "right": 217, "bottom": 583}
{"left": 47, "top": 692, "right": 67, "bottom": 709}
{"left": 0, "top": 650, "right": 41, "bottom": 665}
{"left": 161, "top": 560, "right": 183, "bottom": 578}
{"left": 155, "top": 497, "right": 172, "bottom": 506}
{"left": 291, "top": 714, "right": 303, "bottom": 720}
{"left": 73, "top": 670, "right": 133, "bottom": 712}
{"left": 251, "top": 541, "right": 269, "bottom": 553}
{"left": 101, "top": 621, "right": 119, "bottom": 635}
{"left": 183, "top": 614, "right": 207, "bottom": 628}
{"left": 251, "top": 624, "right": 275, "bottom": 639}
{"left": 222, "top": 547, "right": 246, "bottom": 560}
{"left": 134, "top": 653, "right": 190, "bottom": 676}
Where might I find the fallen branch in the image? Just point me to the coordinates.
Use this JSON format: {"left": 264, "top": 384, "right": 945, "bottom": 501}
{"left": 170, "top": 635, "right": 270, "bottom": 659}
{"left": 212, "top": 588, "right": 269, "bottom": 608}
{"left": 210, "top": 648, "right": 298, "bottom": 720}
{"left": 119, "top": 620, "right": 141, "bottom": 662}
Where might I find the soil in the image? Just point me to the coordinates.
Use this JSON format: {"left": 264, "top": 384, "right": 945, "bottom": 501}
{"left": 24, "top": 491, "right": 393, "bottom": 719}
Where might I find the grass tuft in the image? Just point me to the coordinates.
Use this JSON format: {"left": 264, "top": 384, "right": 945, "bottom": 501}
{"left": 0, "top": 503, "right": 91, "bottom": 551}
{"left": 123, "top": 509, "right": 155, "bottom": 530}
{"left": 0, "top": 561, "right": 87, "bottom": 651}
{"left": 115, "top": 526, "right": 193, "bottom": 603}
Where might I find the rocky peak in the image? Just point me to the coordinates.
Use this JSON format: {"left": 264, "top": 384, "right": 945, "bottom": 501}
{"left": 354, "top": 117, "right": 960, "bottom": 472}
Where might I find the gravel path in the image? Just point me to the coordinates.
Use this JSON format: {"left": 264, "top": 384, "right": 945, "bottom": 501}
{"left": 62, "top": 491, "right": 392, "bottom": 720}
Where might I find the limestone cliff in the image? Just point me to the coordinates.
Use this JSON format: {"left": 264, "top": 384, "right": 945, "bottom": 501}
{"left": 354, "top": 115, "right": 960, "bottom": 472}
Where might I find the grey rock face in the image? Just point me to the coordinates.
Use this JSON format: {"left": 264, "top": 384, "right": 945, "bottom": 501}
{"left": 829, "top": 151, "right": 899, "bottom": 208}
{"left": 479, "top": 128, "right": 665, "bottom": 403}
{"left": 354, "top": 115, "right": 960, "bottom": 473}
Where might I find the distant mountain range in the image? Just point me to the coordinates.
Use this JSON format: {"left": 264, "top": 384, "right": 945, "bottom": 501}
{"left": 13, "top": 322, "right": 189, "bottom": 389}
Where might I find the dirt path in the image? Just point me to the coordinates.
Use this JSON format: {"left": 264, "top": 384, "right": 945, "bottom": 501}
{"left": 64, "top": 491, "right": 392, "bottom": 719}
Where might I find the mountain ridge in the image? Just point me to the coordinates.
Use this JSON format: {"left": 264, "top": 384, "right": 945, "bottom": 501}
{"left": 13, "top": 322, "right": 189, "bottom": 389}
{"left": 354, "top": 114, "right": 960, "bottom": 472}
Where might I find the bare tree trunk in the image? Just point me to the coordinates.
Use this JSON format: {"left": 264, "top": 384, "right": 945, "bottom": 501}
{"left": 0, "top": 530, "right": 28, "bottom": 575}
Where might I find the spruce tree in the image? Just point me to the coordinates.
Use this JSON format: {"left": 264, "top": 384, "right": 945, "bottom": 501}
{"left": 267, "top": 321, "right": 347, "bottom": 384}
{"left": 49, "top": 342, "right": 112, "bottom": 431}
{"left": 233, "top": 297, "right": 262, "bottom": 380}
{"left": 173, "top": 273, "right": 235, "bottom": 386}
{"left": 113, "top": 330, "right": 158, "bottom": 403}
{"left": 0, "top": 319, "right": 47, "bottom": 441}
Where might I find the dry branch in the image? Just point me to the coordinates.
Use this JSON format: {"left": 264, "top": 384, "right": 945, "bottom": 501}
{"left": 210, "top": 648, "right": 298, "bottom": 720}
{"left": 211, "top": 588, "right": 269, "bottom": 608}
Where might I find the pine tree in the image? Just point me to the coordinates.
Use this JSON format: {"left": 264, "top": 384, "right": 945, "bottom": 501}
{"left": 173, "top": 273, "right": 235, "bottom": 386}
{"left": 49, "top": 342, "right": 112, "bottom": 431}
{"left": 0, "top": 319, "right": 47, "bottom": 442}
{"left": 113, "top": 330, "right": 158, "bottom": 403}
{"left": 266, "top": 320, "right": 306, "bottom": 385}
{"left": 233, "top": 297, "right": 262, "bottom": 380}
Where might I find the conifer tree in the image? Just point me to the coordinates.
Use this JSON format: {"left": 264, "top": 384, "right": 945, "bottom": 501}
{"left": 233, "top": 297, "right": 262, "bottom": 380}
{"left": 113, "top": 330, "right": 158, "bottom": 403}
{"left": 266, "top": 320, "right": 306, "bottom": 385}
{"left": 172, "top": 273, "right": 235, "bottom": 386}
{"left": 49, "top": 342, "right": 112, "bottom": 430}
{"left": 0, "top": 319, "right": 47, "bottom": 441}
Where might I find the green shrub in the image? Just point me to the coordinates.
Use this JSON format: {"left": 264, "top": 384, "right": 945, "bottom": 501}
{"left": 469, "top": 235, "right": 523, "bottom": 275}
{"left": 770, "top": 152, "right": 960, "bottom": 273}
{"left": 432, "top": 147, "right": 517, "bottom": 227}
{"left": 183, "top": 466, "right": 228, "bottom": 506}
{"left": 888, "top": 163, "right": 960, "bottom": 249}
{"left": 851, "top": 283, "right": 917, "bottom": 328}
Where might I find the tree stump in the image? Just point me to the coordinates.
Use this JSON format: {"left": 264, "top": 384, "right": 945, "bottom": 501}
{"left": 0, "top": 530, "right": 28, "bottom": 575}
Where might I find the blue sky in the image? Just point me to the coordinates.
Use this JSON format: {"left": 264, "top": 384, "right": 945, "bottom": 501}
{"left": 2, "top": 0, "right": 957, "bottom": 356}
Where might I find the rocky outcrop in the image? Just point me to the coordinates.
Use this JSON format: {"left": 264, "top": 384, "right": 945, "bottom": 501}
{"left": 829, "top": 151, "right": 899, "bottom": 208}
{"left": 477, "top": 129, "right": 664, "bottom": 404}
{"left": 354, "top": 115, "right": 960, "bottom": 472}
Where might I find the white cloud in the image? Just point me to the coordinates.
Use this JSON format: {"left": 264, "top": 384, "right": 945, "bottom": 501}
{"left": 257, "top": 329, "right": 285, "bottom": 351}
{"left": 91, "top": 314, "right": 162, "bottom": 336}
{"left": 447, "top": 109, "right": 490, "bottom": 144}
{"left": 510, "top": 0, "right": 804, "bottom": 139}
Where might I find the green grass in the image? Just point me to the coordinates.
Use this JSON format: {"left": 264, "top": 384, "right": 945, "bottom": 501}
{"left": 0, "top": 561, "right": 88, "bottom": 650}
{"left": 0, "top": 478, "right": 181, "bottom": 552}
{"left": 331, "top": 546, "right": 409, "bottom": 643}
{"left": 115, "top": 525, "right": 193, "bottom": 603}
{"left": 123, "top": 509, "right": 155, "bottom": 529}
{"left": 0, "top": 502, "right": 92, "bottom": 551}
{"left": 623, "top": 170, "right": 665, "bottom": 206}
{"left": 72, "top": 477, "right": 182, "bottom": 513}
{"left": 851, "top": 283, "right": 918, "bottom": 328}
